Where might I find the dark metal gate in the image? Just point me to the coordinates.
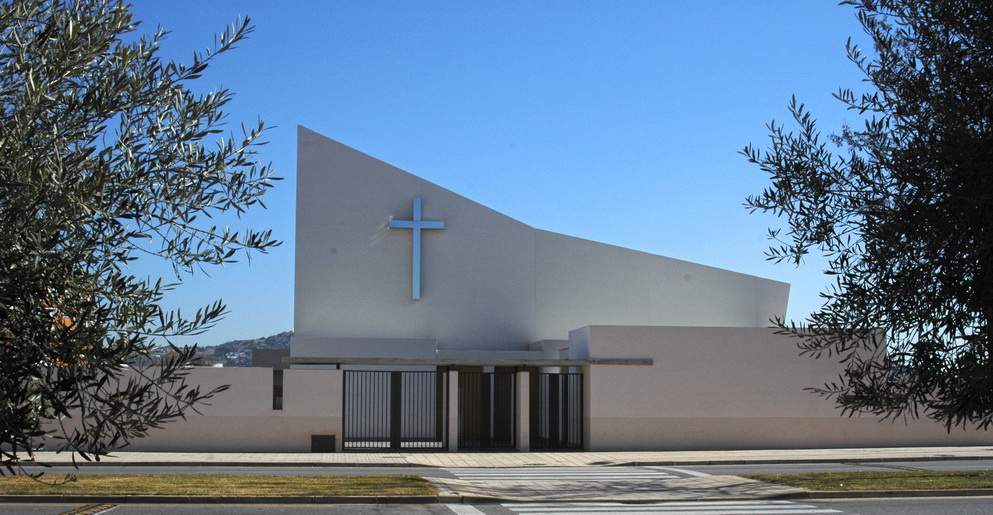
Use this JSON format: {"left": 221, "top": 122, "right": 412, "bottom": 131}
{"left": 530, "top": 372, "right": 583, "bottom": 450}
{"left": 458, "top": 370, "right": 516, "bottom": 450}
{"left": 342, "top": 370, "right": 447, "bottom": 451}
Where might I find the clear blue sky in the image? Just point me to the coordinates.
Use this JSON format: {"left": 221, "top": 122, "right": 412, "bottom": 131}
{"left": 131, "top": 1, "right": 869, "bottom": 346}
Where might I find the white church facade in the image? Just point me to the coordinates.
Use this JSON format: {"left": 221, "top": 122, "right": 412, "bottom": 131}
{"left": 126, "top": 127, "right": 988, "bottom": 452}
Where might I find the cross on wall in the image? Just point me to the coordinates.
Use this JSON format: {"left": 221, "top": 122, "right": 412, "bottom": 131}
{"left": 388, "top": 197, "right": 445, "bottom": 300}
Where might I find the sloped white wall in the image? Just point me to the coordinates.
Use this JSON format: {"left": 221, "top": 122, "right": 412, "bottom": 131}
{"left": 295, "top": 127, "right": 790, "bottom": 352}
{"left": 535, "top": 231, "right": 788, "bottom": 333}
{"left": 295, "top": 127, "right": 536, "bottom": 351}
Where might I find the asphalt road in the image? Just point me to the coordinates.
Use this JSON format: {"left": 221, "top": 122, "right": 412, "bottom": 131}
{"left": 815, "top": 496, "right": 993, "bottom": 515}
{"left": 4, "top": 497, "right": 993, "bottom": 514}
{"left": 17, "top": 458, "right": 993, "bottom": 478}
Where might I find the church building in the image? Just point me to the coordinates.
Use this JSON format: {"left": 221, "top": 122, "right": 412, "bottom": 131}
{"left": 128, "top": 127, "right": 988, "bottom": 452}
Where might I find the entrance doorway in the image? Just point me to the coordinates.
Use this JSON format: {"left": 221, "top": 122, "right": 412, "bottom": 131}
{"left": 342, "top": 370, "right": 447, "bottom": 451}
{"left": 530, "top": 371, "right": 583, "bottom": 450}
{"left": 457, "top": 370, "right": 516, "bottom": 450}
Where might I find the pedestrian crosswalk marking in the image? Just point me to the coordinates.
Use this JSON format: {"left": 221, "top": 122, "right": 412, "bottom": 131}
{"left": 448, "top": 466, "right": 681, "bottom": 481}
{"left": 500, "top": 500, "right": 843, "bottom": 514}
{"left": 646, "top": 465, "right": 711, "bottom": 477}
{"left": 445, "top": 504, "right": 485, "bottom": 515}
{"left": 504, "top": 499, "right": 812, "bottom": 508}
{"left": 443, "top": 467, "right": 848, "bottom": 514}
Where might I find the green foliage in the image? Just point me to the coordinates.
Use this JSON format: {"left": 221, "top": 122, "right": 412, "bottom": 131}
{"left": 744, "top": 0, "right": 993, "bottom": 430}
{"left": 0, "top": 0, "right": 278, "bottom": 473}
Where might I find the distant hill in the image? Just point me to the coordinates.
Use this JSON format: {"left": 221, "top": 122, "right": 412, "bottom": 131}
{"left": 195, "top": 331, "right": 293, "bottom": 367}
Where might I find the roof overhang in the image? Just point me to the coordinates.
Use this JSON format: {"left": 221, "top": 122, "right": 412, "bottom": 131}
{"left": 285, "top": 356, "right": 652, "bottom": 367}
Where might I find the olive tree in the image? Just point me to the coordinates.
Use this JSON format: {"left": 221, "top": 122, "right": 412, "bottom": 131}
{"left": 0, "top": 0, "right": 278, "bottom": 474}
{"left": 744, "top": 0, "right": 993, "bottom": 430}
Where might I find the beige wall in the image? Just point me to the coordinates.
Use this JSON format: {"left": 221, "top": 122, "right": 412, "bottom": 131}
{"left": 125, "top": 368, "right": 342, "bottom": 452}
{"left": 577, "top": 326, "right": 991, "bottom": 450}
{"left": 79, "top": 328, "right": 993, "bottom": 452}
{"left": 294, "top": 127, "right": 790, "bottom": 354}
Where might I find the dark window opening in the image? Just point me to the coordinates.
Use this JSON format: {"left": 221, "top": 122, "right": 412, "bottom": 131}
{"left": 273, "top": 369, "right": 284, "bottom": 410}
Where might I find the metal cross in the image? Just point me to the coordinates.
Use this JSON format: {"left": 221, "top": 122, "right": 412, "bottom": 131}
{"left": 388, "top": 197, "right": 445, "bottom": 300}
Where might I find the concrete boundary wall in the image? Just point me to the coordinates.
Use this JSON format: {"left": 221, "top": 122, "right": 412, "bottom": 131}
{"left": 69, "top": 326, "right": 992, "bottom": 453}
{"left": 576, "top": 326, "right": 991, "bottom": 451}
{"left": 125, "top": 368, "right": 342, "bottom": 452}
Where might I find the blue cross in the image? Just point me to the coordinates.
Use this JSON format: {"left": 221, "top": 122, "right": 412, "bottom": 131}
{"left": 388, "top": 197, "right": 445, "bottom": 300}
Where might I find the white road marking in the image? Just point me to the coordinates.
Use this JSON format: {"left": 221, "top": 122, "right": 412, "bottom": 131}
{"left": 60, "top": 504, "right": 118, "bottom": 515}
{"left": 448, "top": 466, "right": 680, "bottom": 481}
{"left": 447, "top": 504, "right": 486, "bottom": 515}
{"left": 647, "top": 466, "right": 712, "bottom": 477}
{"left": 501, "top": 500, "right": 843, "bottom": 514}
{"left": 504, "top": 501, "right": 804, "bottom": 506}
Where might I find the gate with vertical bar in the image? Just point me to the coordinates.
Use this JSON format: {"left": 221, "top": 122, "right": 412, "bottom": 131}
{"left": 342, "top": 370, "right": 447, "bottom": 451}
{"left": 458, "top": 370, "right": 516, "bottom": 450}
{"left": 530, "top": 372, "right": 583, "bottom": 450}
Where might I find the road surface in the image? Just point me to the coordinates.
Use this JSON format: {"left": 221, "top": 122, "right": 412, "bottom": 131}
{"left": 3, "top": 497, "right": 993, "bottom": 514}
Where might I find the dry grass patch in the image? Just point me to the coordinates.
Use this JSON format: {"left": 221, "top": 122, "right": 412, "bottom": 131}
{"left": 748, "top": 470, "right": 993, "bottom": 491}
{"left": 0, "top": 474, "right": 436, "bottom": 497}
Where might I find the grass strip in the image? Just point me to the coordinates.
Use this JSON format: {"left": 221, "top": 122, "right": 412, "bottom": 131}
{"left": 747, "top": 470, "right": 993, "bottom": 491}
{"left": 0, "top": 474, "right": 436, "bottom": 497}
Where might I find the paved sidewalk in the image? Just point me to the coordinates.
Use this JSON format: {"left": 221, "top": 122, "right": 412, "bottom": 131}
{"left": 23, "top": 446, "right": 993, "bottom": 468}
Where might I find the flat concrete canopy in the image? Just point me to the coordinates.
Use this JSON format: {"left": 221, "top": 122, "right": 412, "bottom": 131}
{"left": 286, "top": 356, "right": 653, "bottom": 367}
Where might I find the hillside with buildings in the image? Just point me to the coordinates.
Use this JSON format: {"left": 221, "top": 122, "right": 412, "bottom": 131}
{"left": 193, "top": 331, "right": 292, "bottom": 367}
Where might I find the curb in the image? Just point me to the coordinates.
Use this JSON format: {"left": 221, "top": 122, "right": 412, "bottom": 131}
{"left": 0, "top": 493, "right": 806, "bottom": 505}
{"left": 802, "top": 488, "right": 993, "bottom": 499}
{"left": 11, "top": 490, "right": 992, "bottom": 504}
{"left": 21, "top": 462, "right": 436, "bottom": 468}
{"left": 0, "top": 495, "right": 463, "bottom": 504}
{"left": 612, "top": 455, "right": 993, "bottom": 467}
{"left": 21, "top": 454, "right": 993, "bottom": 468}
